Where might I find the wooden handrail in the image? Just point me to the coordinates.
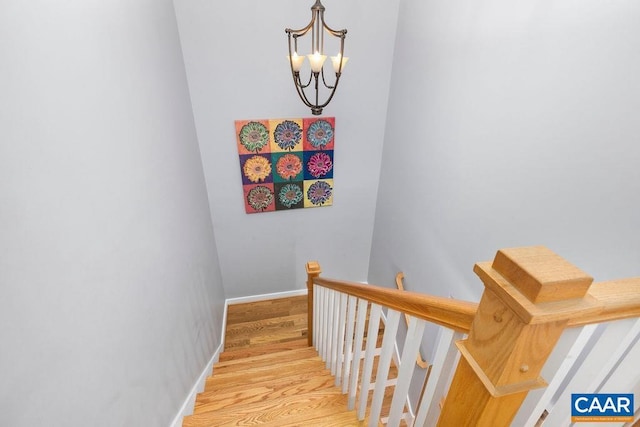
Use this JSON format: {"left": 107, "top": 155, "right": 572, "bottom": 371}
{"left": 306, "top": 262, "right": 640, "bottom": 339}
{"left": 567, "top": 277, "right": 640, "bottom": 327}
{"left": 306, "top": 262, "right": 478, "bottom": 334}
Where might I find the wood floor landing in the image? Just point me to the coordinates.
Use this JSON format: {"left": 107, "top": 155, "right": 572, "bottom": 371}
{"left": 221, "top": 294, "right": 308, "bottom": 361}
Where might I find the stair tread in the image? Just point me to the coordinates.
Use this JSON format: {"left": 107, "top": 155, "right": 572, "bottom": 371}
{"left": 225, "top": 295, "right": 307, "bottom": 325}
{"left": 224, "top": 329, "right": 308, "bottom": 350}
{"left": 194, "top": 371, "right": 337, "bottom": 413}
{"left": 197, "top": 365, "right": 332, "bottom": 401}
{"left": 218, "top": 338, "right": 309, "bottom": 362}
{"left": 214, "top": 346, "right": 317, "bottom": 371}
{"left": 204, "top": 357, "right": 327, "bottom": 390}
{"left": 183, "top": 389, "right": 348, "bottom": 427}
{"left": 264, "top": 408, "right": 365, "bottom": 427}
{"left": 224, "top": 313, "right": 307, "bottom": 337}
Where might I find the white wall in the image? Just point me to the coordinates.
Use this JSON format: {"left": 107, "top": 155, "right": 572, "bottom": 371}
{"left": 369, "top": 0, "right": 640, "bottom": 302}
{"left": 0, "top": 1, "right": 225, "bottom": 426}
{"left": 173, "top": 0, "right": 400, "bottom": 298}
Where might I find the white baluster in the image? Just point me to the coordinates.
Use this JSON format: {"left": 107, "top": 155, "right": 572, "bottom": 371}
{"left": 325, "top": 289, "right": 335, "bottom": 368}
{"left": 342, "top": 295, "right": 358, "bottom": 393}
{"left": 335, "top": 292, "right": 348, "bottom": 384}
{"left": 586, "top": 318, "right": 640, "bottom": 391}
{"left": 358, "top": 303, "right": 382, "bottom": 420}
{"left": 387, "top": 316, "right": 426, "bottom": 427}
{"left": 331, "top": 290, "right": 342, "bottom": 375}
{"left": 414, "top": 328, "right": 464, "bottom": 427}
{"left": 349, "top": 298, "right": 369, "bottom": 411}
{"left": 369, "top": 309, "right": 401, "bottom": 427}
{"left": 321, "top": 287, "right": 330, "bottom": 361}
{"left": 315, "top": 286, "right": 322, "bottom": 353}
{"left": 313, "top": 284, "right": 320, "bottom": 349}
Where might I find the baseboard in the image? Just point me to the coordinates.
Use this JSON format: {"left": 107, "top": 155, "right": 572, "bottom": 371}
{"left": 169, "top": 341, "right": 222, "bottom": 427}
{"left": 225, "top": 288, "right": 308, "bottom": 305}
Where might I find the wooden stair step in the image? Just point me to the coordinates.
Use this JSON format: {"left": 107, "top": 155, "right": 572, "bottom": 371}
{"left": 214, "top": 346, "right": 317, "bottom": 372}
{"left": 218, "top": 337, "right": 308, "bottom": 362}
{"left": 194, "top": 370, "right": 336, "bottom": 413}
{"left": 223, "top": 329, "right": 308, "bottom": 350}
{"left": 196, "top": 365, "right": 332, "bottom": 402}
{"left": 204, "top": 357, "right": 327, "bottom": 391}
{"left": 183, "top": 388, "right": 349, "bottom": 427}
{"left": 224, "top": 313, "right": 307, "bottom": 338}
{"left": 225, "top": 295, "right": 307, "bottom": 324}
{"left": 258, "top": 404, "right": 364, "bottom": 427}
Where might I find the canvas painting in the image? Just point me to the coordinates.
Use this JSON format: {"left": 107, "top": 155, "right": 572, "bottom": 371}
{"left": 235, "top": 117, "right": 335, "bottom": 214}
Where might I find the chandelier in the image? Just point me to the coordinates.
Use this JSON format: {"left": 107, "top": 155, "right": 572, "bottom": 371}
{"left": 285, "top": 0, "right": 348, "bottom": 115}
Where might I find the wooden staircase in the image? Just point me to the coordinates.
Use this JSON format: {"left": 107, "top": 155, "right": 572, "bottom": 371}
{"left": 182, "top": 295, "right": 365, "bottom": 426}
{"left": 181, "top": 248, "right": 640, "bottom": 426}
{"left": 183, "top": 346, "right": 362, "bottom": 426}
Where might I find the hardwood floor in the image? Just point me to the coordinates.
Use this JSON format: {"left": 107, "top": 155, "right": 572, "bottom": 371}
{"left": 220, "top": 295, "right": 309, "bottom": 361}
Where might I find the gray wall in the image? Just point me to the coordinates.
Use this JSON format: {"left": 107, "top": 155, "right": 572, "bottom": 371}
{"left": 173, "top": 0, "right": 400, "bottom": 298}
{"left": 0, "top": 1, "right": 225, "bottom": 426}
{"left": 369, "top": 0, "right": 640, "bottom": 302}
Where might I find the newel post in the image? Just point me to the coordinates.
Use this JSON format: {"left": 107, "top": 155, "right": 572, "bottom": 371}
{"left": 306, "top": 261, "right": 321, "bottom": 347}
{"left": 438, "top": 246, "right": 601, "bottom": 426}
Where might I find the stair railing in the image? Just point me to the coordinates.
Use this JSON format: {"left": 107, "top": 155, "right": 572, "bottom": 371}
{"left": 306, "top": 246, "right": 640, "bottom": 427}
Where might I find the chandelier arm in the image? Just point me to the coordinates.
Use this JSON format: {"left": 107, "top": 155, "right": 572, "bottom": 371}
{"left": 320, "top": 68, "right": 336, "bottom": 90}
{"left": 320, "top": 34, "right": 345, "bottom": 89}
{"left": 285, "top": 21, "right": 314, "bottom": 38}
{"left": 299, "top": 73, "right": 342, "bottom": 112}
{"left": 322, "top": 22, "right": 348, "bottom": 38}
{"left": 287, "top": 25, "right": 318, "bottom": 112}
{"left": 287, "top": 35, "right": 313, "bottom": 90}
{"left": 315, "top": 75, "right": 341, "bottom": 110}
{"left": 335, "top": 36, "right": 346, "bottom": 74}
{"left": 296, "top": 71, "right": 314, "bottom": 89}
{"left": 295, "top": 75, "right": 320, "bottom": 110}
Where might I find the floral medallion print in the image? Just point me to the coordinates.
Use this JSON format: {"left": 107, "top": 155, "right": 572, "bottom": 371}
{"left": 243, "top": 155, "right": 271, "bottom": 183}
{"left": 247, "top": 186, "right": 274, "bottom": 211}
{"left": 307, "top": 152, "right": 333, "bottom": 178}
{"left": 278, "top": 184, "right": 303, "bottom": 208}
{"left": 307, "top": 180, "right": 332, "bottom": 206}
{"left": 274, "top": 120, "right": 302, "bottom": 151}
{"left": 276, "top": 154, "right": 303, "bottom": 180}
{"left": 306, "top": 119, "right": 334, "bottom": 148}
{"left": 239, "top": 121, "right": 269, "bottom": 153}
{"left": 235, "top": 117, "right": 335, "bottom": 213}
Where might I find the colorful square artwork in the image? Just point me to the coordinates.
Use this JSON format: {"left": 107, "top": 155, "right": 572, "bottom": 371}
{"left": 235, "top": 117, "right": 335, "bottom": 214}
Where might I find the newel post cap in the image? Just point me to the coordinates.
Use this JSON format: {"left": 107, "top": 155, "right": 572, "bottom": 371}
{"left": 491, "top": 246, "right": 593, "bottom": 303}
{"left": 306, "top": 261, "right": 321, "bottom": 276}
{"left": 473, "top": 246, "right": 601, "bottom": 324}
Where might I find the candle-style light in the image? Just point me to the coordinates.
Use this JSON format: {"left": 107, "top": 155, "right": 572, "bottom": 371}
{"left": 331, "top": 53, "right": 349, "bottom": 74}
{"left": 285, "top": 0, "right": 347, "bottom": 115}
{"left": 288, "top": 52, "right": 306, "bottom": 72}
